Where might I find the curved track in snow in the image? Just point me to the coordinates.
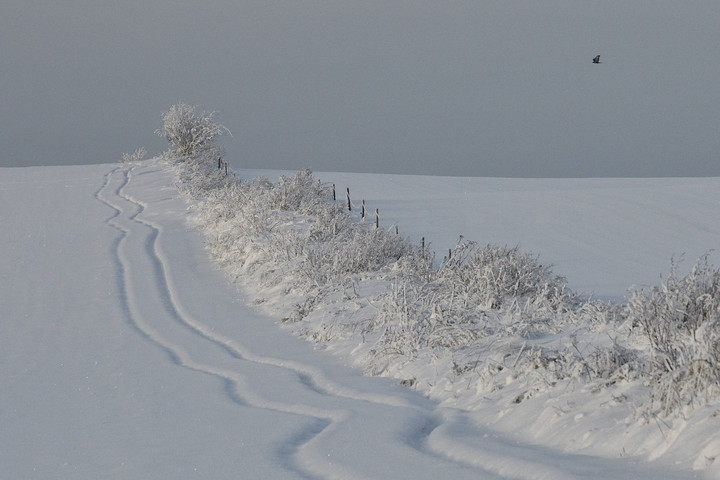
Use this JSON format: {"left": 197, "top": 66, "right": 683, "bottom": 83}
{"left": 91, "top": 163, "right": 691, "bottom": 480}
{"left": 95, "top": 165, "right": 496, "bottom": 479}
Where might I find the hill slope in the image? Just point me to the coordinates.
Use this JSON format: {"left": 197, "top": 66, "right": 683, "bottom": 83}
{"left": 1, "top": 160, "right": 717, "bottom": 478}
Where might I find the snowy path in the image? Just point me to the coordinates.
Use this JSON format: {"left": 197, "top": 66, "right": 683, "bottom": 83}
{"left": 0, "top": 162, "right": 697, "bottom": 479}
{"left": 96, "top": 164, "right": 509, "bottom": 479}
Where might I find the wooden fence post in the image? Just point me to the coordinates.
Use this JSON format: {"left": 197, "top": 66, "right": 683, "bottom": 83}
{"left": 347, "top": 188, "right": 351, "bottom": 211}
{"left": 375, "top": 209, "right": 379, "bottom": 229}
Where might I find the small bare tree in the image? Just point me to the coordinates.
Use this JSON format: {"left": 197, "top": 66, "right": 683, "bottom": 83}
{"left": 156, "top": 103, "right": 230, "bottom": 157}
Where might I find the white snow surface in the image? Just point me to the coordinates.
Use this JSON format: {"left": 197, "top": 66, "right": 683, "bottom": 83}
{"left": 2, "top": 159, "right": 719, "bottom": 479}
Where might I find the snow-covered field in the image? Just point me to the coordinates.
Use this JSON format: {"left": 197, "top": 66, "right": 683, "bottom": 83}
{"left": 2, "top": 159, "right": 719, "bottom": 479}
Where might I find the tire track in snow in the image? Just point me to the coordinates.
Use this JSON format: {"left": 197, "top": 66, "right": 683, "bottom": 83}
{"left": 115, "top": 166, "right": 505, "bottom": 479}
{"left": 95, "top": 166, "right": 455, "bottom": 479}
{"left": 119, "top": 169, "right": 415, "bottom": 409}
{"left": 94, "top": 166, "right": 186, "bottom": 367}
{"left": 97, "top": 163, "right": 648, "bottom": 480}
{"left": 97, "top": 165, "right": 364, "bottom": 480}
{"left": 112, "top": 165, "right": 493, "bottom": 479}
{"left": 101, "top": 165, "right": 509, "bottom": 479}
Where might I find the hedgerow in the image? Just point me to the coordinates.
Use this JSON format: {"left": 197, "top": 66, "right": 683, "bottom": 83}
{"left": 152, "top": 117, "right": 720, "bottom": 419}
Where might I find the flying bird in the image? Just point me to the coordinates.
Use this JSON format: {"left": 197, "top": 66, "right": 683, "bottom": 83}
{"left": 592, "top": 55, "right": 601, "bottom": 64}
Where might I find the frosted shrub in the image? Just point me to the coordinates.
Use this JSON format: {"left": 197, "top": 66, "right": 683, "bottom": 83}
{"left": 302, "top": 228, "right": 413, "bottom": 285}
{"left": 377, "top": 279, "right": 488, "bottom": 359}
{"left": 306, "top": 204, "right": 353, "bottom": 243}
{"left": 375, "top": 241, "right": 572, "bottom": 363}
{"left": 626, "top": 253, "right": 720, "bottom": 416}
{"left": 266, "top": 169, "right": 334, "bottom": 214}
{"left": 179, "top": 159, "right": 414, "bottom": 293}
{"left": 588, "top": 342, "right": 638, "bottom": 383}
{"left": 438, "top": 241, "right": 568, "bottom": 310}
{"left": 121, "top": 147, "right": 147, "bottom": 163}
{"left": 175, "top": 156, "right": 233, "bottom": 198}
{"left": 156, "top": 103, "right": 230, "bottom": 157}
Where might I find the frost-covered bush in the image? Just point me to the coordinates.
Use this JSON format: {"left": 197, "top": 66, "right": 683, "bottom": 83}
{"left": 181, "top": 160, "right": 416, "bottom": 294}
{"left": 175, "top": 156, "right": 233, "bottom": 198}
{"left": 375, "top": 279, "right": 489, "bottom": 359}
{"left": 437, "top": 241, "right": 569, "bottom": 310}
{"left": 156, "top": 103, "right": 230, "bottom": 157}
{"left": 587, "top": 341, "right": 638, "bottom": 383}
{"left": 266, "top": 169, "right": 335, "bottom": 214}
{"left": 373, "top": 240, "right": 575, "bottom": 367}
{"left": 301, "top": 228, "right": 415, "bottom": 285}
{"left": 121, "top": 147, "right": 147, "bottom": 163}
{"left": 626, "top": 253, "right": 720, "bottom": 416}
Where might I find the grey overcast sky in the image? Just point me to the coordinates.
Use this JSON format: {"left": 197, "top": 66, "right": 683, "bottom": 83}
{"left": 2, "top": 1, "right": 719, "bottom": 177}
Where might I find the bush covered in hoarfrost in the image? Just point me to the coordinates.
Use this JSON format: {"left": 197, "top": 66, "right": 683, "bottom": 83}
{"left": 436, "top": 240, "right": 570, "bottom": 310}
{"left": 626, "top": 254, "right": 720, "bottom": 417}
{"left": 373, "top": 241, "right": 572, "bottom": 357}
{"left": 122, "top": 147, "right": 147, "bottom": 163}
{"left": 166, "top": 149, "right": 720, "bottom": 419}
{"left": 156, "top": 103, "right": 230, "bottom": 158}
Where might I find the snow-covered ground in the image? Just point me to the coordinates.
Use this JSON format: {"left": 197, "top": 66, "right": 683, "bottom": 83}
{"left": 2, "top": 160, "right": 718, "bottom": 479}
